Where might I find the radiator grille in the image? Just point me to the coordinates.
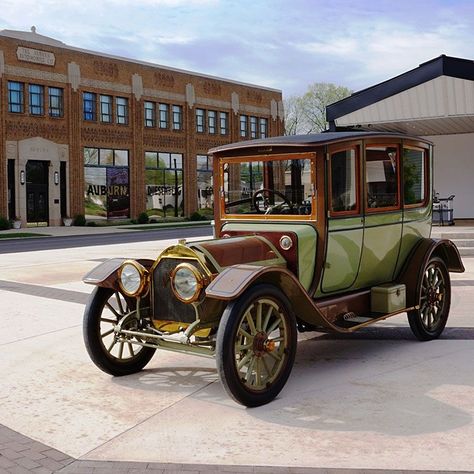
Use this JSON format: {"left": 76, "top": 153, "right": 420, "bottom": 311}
{"left": 152, "top": 258, "right": 200, "bottom": 324}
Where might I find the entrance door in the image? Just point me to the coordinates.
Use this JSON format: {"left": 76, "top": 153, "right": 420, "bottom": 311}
{"left": 26, "top": 160, "right": 49, "bottom": 224}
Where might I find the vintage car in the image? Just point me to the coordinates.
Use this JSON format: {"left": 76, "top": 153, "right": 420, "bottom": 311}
{"left": 83, "top": 131, "right": 464, "bottom": 407}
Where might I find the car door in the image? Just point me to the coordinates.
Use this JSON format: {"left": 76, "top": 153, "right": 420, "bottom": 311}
{"left": 355, "top": 143, "right": 403, "bottom": 288}
{"left": 320, "top": 144, "right": 364, "bottom": 293}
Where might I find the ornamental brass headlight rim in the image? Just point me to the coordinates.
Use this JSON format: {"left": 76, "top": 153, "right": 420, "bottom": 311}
{"left": 118, "top": 260, "right": 149, "bottom": 297}
{"left": 171, "top": 263, "right": 205, "bottom": 303}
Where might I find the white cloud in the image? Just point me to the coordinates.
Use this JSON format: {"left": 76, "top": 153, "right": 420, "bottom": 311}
{"left": 107, "top": 0, "right": 217, "bottom": 4}
{"left": 295, "top": 38, "right": 358, "bottom": 56}
{"left": 1, "top": 0, "right": 474, "bottom": 97}
{"left": 288, "top": 16, "right": 473, "bottom": 92}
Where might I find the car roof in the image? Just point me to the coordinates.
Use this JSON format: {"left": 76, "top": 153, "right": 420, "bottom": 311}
{"left": 209, "top": 131, "right": 432, "bottom": 154}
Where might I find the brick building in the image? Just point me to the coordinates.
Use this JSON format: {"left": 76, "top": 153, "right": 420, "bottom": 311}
{"left": 0, "top": 28, "right": 284, "bottom": 226}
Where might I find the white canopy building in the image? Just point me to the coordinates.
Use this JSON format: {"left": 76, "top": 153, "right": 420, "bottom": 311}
{"left": 327, "top": 55, "right": 474, "bottom": 219}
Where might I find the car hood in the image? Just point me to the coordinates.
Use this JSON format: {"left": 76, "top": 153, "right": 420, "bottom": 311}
{"left": 189, "top": 235, "right": 286, "bottom": 272}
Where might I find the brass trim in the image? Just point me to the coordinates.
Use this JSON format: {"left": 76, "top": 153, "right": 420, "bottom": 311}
{"left": 279, "top": 235, "right": 293, "bottom": 251}
{"left": 171, "top": 262, "right": 206, "bottom": 303}
{"left": 149, "top": 243, "right": 213, "bottom": 276}
{"left": 118, "top": 260, "right": 149, "bottom": 297}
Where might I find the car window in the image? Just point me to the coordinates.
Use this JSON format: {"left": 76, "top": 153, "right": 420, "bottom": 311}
{"left": 223, "top": 157, "right": 313, "bottom": 216}
{"left": 365, "top": 146, "right": 400, "bottom": 211}
{"left": 403, "top": 147, "right": 426, "bottom": 206}
{"left": 330, "top": 148, "right": 359, "bottom": 215}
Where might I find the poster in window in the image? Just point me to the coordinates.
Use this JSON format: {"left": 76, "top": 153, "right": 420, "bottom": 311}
{"left": 84, "top": 167, "right": 107, "bottom": 219}
{"left": 106, "top": 167, "right": 130, "bottom": 219}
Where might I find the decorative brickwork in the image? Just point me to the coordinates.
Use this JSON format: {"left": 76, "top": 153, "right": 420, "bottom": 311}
{"left": 0, "top": 29, "right": 284, "bottom": 222}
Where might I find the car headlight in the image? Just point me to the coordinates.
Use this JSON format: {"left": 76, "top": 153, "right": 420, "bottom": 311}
{"left": 118, "top": 260, "right": 148, "bottom": 297}
{"left": 171, "top": 263, "right": 204, "bottom": 303}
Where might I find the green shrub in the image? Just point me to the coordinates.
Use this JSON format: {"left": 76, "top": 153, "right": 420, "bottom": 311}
{"left": 137, "top": 212, "right": 149, "bottom": 224}
{"left": 188, "top": 211, "right": 208, "bottom": 221}
{"left": 86, "top": 221, "right": 97, "bottom": 227}
{"left": 73, "top": 214, "right": 86, "bottom": 226}
{"left": 0, "top": 216, "right": 11, "bottom": 230}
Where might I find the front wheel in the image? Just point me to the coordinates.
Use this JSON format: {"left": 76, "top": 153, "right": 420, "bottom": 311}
{"left": 83, "top": 286, "right": 156, "bottom": 376}
{"left": 407, "top": 256, "right": 451, "bottom": 341}
{"left": 216, "top": 284, "right": 297, "bottom": 407}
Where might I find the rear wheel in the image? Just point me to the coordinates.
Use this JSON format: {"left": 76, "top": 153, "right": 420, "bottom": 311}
{"left": 216, "top": 284, "right": 297, "bottom": 407}
{"left": 408, "top": 256, "right": 451, "bottom": 341}
{"left": 83, "top": 286, "right": 156, "bottom": 376}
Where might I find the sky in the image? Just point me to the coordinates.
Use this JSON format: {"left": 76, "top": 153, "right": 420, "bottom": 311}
{"left": 1, "top": 0, "right": 474, "bottom": 97}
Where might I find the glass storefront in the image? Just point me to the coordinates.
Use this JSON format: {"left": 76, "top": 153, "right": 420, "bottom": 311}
{"left": 197, "top": 154, "right": 213, "bottom": 216}
{"left": 84, "top": 148, "right": 130, "bottom": 219}
{"left": 145, "top": 152, "right": 184, "bottom": 217}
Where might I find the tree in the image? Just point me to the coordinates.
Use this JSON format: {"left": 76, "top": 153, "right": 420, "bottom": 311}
{"left": 284, "top": 82, "right": 352, "bottom": 135}
{"left": 283, "top": 95, "right": 305, "bottom": 136}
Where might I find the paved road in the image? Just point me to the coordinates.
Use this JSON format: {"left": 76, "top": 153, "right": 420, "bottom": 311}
{"left": 0, "top": 225, "right": 211, "bottom": 254}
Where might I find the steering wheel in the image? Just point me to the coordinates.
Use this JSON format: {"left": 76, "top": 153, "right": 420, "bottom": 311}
{"left": 252, "top": 188, "right": 293, "bottom": 214}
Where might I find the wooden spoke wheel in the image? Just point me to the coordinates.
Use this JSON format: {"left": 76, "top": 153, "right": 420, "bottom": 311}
{"left": 83, "top": 287, "right": 155, "bottom": 376}
{"left": 408, "top": 256, "right": 451, "bottom": 341}
{"left": 216, "top": 284, "right": 297, "bottom": 407}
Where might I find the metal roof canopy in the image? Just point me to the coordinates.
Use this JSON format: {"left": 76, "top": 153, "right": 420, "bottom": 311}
{"left": 326, "top": 55, "right": 474, "bottom": 135}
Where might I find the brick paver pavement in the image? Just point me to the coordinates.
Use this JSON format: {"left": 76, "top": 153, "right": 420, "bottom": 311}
{"left": 1, "top": 423, "right": 472, "bottom": 474}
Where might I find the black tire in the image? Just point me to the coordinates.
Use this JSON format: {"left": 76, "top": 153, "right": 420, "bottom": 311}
{"left": 408, "top": 256, "right": 451, "bottom": 341}
{"left": 83, "top": 286, "right": 156, "bottom": 376}
{"left": 216, "top": 284, "right": 297, "bottom": 407}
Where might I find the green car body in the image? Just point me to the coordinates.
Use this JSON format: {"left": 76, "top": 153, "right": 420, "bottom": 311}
{"left": 83, "top": 131, "right": 464, "bottom": 407}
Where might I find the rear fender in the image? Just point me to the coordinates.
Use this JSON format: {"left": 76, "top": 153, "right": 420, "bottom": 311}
{"left": 83, "top": 258, "right": 155, "bottom": 289}
{"left": 205, "top": 264, "right": 342, "bottom": 332}
{"left": 397, "top": 238, "right": 464, "bottom": 307}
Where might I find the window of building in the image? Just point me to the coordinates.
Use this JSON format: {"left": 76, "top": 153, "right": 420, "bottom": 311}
{"left": 250, "top": 116, "right": 258, "bottom": 138}
{"left": 172, "top": 105, "right": 182, "bottom": 130}
{"left": 366, "top": 146, "right": 400, "bottom": 211}
{"left": 403, "top": 148, "right": 426, "bottom": 206}
{"left": 48, "top": 87, "right": 63, "bottom": 117}
{"left": 240, "top": 115, "right": 248, "bottom": 138}
{"left": 197, "top": 155, "right": 213, "bottom": 213}
{"left": 208, "top": 110, "right": 217, "bottom": 134}
{"left": 83, "top": 92, "right": 96, "bottom": 121}
{"left": 259, "top": 118, "right": 268, "bottom": 138}
{"left": 145, "top": 151, "right": 184, "bottom": 217}
{"left": 330, "top": 148, "right": 358, "bottom": 214}
{"left": 116, "top": 97, "right": 129, "bottom": 125}
{"left": 220, "top": 112, "right": 228, "bottom": 135}
{"left": 8, "top": 81, "right": 24, "bottom": 113}
{"left": 159, "top": 103, "right": 169, "bottom": 129}
{"left": 144, "top": 101, "right": 155, "bottom": 127}
{"left": 99, "top": 95, "right": 112, "bottom": 123}
{"left": 84, "top": 147, "right": 130, "bottom": 220}
{"left": 29, "top": 84, "right": 44, "bottom": 116}
{"left": 196, "top": 108, "right": 205, "bottom": 133}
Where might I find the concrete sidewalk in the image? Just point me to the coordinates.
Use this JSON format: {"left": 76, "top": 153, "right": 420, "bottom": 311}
{"left": 0, "top": 226, "right": 473, "bottom": 474}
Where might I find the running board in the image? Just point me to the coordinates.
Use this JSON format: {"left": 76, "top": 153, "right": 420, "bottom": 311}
{"left": 335, "top": 306, "right": 419, "bottom": 332}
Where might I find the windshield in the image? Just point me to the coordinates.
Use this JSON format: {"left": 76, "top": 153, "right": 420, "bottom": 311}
{"left": 222, "top": 155, "right": 314, "bottom": 216}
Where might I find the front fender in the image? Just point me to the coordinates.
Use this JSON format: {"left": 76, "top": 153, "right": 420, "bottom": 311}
{"left": 83, "top": 258, "right": 155, "bottom": 289}
{"left": 397, "top": 238, "right": 464, "bottom": 307}
{"left": 205, "top": 264, "right": 344, "bottom": 332}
